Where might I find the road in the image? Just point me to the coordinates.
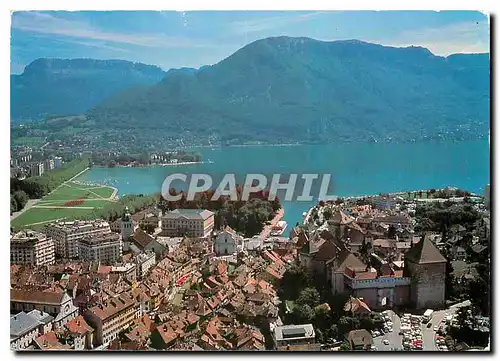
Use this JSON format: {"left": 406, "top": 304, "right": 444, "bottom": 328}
{"left": 421, "top": 300, "right": 471, "bottom": 351}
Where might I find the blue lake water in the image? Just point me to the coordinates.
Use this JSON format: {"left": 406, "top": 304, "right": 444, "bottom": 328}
{"left": 76, "top": 139, "right": 490, "bottom": 227}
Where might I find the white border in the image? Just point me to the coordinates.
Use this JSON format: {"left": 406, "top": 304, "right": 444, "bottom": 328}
{"left": 2, "top": 1, "right": 497, "bottom": 361}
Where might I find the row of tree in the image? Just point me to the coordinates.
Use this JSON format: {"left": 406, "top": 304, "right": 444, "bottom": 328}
{"left": 10, "top": 155, "right": 91, "bottom": 199}
{"left": 83, "top": 193, "right": 161, "bottom": 222}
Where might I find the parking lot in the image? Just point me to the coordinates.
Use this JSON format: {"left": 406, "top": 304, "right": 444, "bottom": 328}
{"left": 371, "top": 301, "right": 470, "bottom": 351}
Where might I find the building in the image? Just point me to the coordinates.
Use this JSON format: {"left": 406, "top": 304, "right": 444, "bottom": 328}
{"left": 45, "top": 159, "right": 55, "bottom": 171}
{"left": 78, "top": 233, "right": 123, "bottom": 263}
{"left": 84, "top": 292, "right": 138, "bottom": 346}
{"left": 213, "top": 227, "right": 244, "bottom": 256}
{"left": 53, "top": 156, "right": 63, "bottom": 169}
{"left": 161, "top": 209, "right": 214, "bottom": 238}
{"left": 10, "top": 289, "right": 78, "bottom": 329}
{"left": 403, "top": 234, "right": 447, "bottom": 309}
{"left": 135, "top": 251, "right": 156, "bottom": 279}
{"left": 346, "top": 329, "right": 372, "bottom": 350}
{"left": 10, "top": 312, "right": 40, "bottom": 350}
{"left": 272, "top": 324, "right": 316, "bottom": 350}
{"left": 62, "top": 315, "right": 94, "bottom": 349}
{"left": 44, "top": 220, "right": 111, "bottom": 259}
{"left": 30, "top": 162, "right": 44, "bottom": 177}
{"left": 121, "top": 207, "right": 135, "bottom": 246}
{"left": 10, "top": 230, "right": 55, "bottom": 266}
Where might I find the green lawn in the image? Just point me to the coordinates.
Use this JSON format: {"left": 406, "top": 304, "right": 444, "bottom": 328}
{"left": 11, "top": 181, "right": 115, "bottom": 230}
{"left": 11, "top": 207, "right": 95, "bottom": 230}
{"left": 42, "top": 182, "right": 114, "bottom": 201}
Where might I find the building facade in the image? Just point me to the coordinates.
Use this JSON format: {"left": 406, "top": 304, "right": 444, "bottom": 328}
{"left": 135, "top": 251, "right": 156, "bottom": 279}
{"left": 30, "top": 162, "right": 44, "bottom": 177}
{"left": 161, "top": 209, "right": 214, "bottom": 238}
{"left": 213, "top": 229, "right": 243, "bottom": 256}
{"left": 84, "top": 292, "right": 138, "bottom": 346}
{"left": 10, "top": 230, "right": 55, "bottom": 266}
{"left": 78, "top": 233, "right": 123, "bottom": 263}
{"left": 44, "top": 220, "right": 111, "bottom": 259}
{"left": 10, "top": 289, "right": 78, "bottom": 329}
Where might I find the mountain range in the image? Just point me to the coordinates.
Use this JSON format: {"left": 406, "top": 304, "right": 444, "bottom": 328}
{"left": 11, "top": 58, "right": 166, "bottom": 122}
{"left": 11, "top": 37, "right": 490, "bottom": 145}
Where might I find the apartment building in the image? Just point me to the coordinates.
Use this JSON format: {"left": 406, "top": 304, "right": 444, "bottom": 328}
{"left": 45, "top": 159, "right": 55, "bottom": 171}
{"left": 78, "top": 233, "right": 123, "bottom": 263}
{"left": 44, "top": 220, "right": 111, "bottom": 259}
{"left": 135, "top": 251, "right": 156, "bottom": 279}
{"left": 53, "top": 156, "right": 63, "bottom": 169}
{"left": 10, "top": 289, "right": 78, "bottom": 329}
{"left": 161, "top": 209, "right": 214, "bottom": 238}
{"left": 30, "top": 162, "right": 44, "bottom": 177}
{"left": 84, "top": 292, "right": 138, "bottom": 346}
{"left": 10, "top": 230, "right": 55, "bottom": 266}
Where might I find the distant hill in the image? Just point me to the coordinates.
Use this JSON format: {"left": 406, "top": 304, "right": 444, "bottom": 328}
{"left": 87, "top": 37, "right": 490, "bottom": 145}
{"left": 11, "top": 58, "right": 166, "bottom": 122}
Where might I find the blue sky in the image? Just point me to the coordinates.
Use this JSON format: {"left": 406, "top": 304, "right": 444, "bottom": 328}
{"left": 11, "top": 10, "right": 489, "bottom": 74}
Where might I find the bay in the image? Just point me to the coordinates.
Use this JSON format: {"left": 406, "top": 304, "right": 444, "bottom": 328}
{"left": 76, "top": 139, "right": 490, "bottom": 227}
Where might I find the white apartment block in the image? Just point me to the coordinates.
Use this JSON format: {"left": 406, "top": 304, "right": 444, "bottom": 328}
{"left": 10, "top": 230, "right": 55, "bottom": 266}
{"left": 44, "top": 220, "right": 111, "bottom": 259}
{"left": 78, "top": 233, "right": 123, "bottom": 263}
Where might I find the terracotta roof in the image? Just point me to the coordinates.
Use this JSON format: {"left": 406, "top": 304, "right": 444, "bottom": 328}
{"left": 344, "top": 296, "right": 371, "bottom": 313}
{"left": 65, "top": 315, "right": 93, "bottom": 335}
{"left": 331, "top": 209, "right": 354, "bottom": 225}
{"left": 132, "top": 228, "right": 155, "bottom": 248}
{"left": 88, "top": 292, "right": 136, "bottom": 321}
{"left": 404, "top": 234, "right": 446, "bottom": 264}
{"left": 11, "top": 289, "right": 65, "bottom": 305}
{"left": 35, "top": 332, "right": 71, "bottom": 350}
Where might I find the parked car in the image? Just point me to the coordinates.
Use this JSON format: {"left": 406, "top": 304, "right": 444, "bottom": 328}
{"left": 383, "top": 339, "right": 390, "bottom": 345}
{"left": 427, "top": 323, "right": 432, "bottom": 328}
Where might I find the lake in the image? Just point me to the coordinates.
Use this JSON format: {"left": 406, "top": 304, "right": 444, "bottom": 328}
{"left": 76, "top": 139, "right": 490, "bottom": 227}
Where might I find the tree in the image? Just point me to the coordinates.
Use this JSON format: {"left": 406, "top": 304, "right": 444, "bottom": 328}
{"left": 13, "top": 190, "right": 29, "bottom": 210}
{"left": 297, "top": 288, "right": 321, "bottom": 308}
{"left": 10, "top": 196, "right": 18, "bottom": 214}
{"left": 291, "top": 304, "right": 315, "bottom": 324}
{"left": 323, "top": 209, "right": 332, "bottom": 220}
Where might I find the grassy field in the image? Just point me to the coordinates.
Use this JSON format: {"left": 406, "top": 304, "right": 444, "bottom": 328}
{"left": 42, "top": 181, "right": 114, "bottom": 201}
{"left": 11, "top": 181, "right": 116, "bottom": 230}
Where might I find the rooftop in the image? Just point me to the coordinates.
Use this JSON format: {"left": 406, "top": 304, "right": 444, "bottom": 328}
{"left": 10, "top": 312, "right": 40, "bottom": 338}
{"left": 274, "top": 324, "right": 315, "bottom": 341}
{"left": 164, "top": 209, "right": 214, "bottom": 220}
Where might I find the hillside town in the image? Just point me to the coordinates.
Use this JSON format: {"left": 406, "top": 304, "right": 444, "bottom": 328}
{"left": 10, "top": 189, "right": 490, "bottom": 351}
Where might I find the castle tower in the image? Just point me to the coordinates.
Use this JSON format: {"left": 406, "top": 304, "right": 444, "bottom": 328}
{"left": 404, "top": 234, "right": 447, "bottom": 310}
{"left": 121, "top": 207, "right": 133, "bottom": 251}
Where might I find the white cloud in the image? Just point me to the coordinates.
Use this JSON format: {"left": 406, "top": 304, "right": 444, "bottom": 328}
{"left": 11, "top": 11, "right": 208, "bottom": 49}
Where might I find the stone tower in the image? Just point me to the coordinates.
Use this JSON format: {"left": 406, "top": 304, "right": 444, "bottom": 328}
{"left": 404, "top": 234, "right": 447, "bottom": 310}
{"left": 121, "top": 207, "right": 133, "bottom": 251}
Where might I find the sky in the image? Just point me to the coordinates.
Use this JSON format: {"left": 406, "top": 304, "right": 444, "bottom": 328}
{"left": 10, "top": 10, "right": 490, "bottom": 74}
